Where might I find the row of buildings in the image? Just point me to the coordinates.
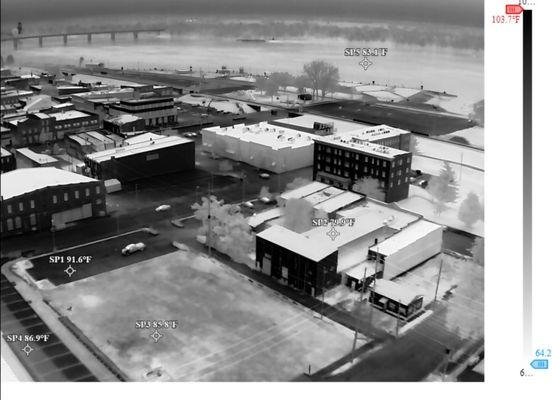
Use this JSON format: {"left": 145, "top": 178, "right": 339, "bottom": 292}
{"left": 202, "top": 114, "right": 413, "bottom": 202}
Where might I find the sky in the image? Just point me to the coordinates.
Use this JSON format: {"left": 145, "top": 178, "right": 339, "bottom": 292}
{"left": 1, "top": 0, "right": 483, "bottom": 27}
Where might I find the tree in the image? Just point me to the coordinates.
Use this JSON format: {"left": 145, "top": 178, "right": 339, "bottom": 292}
{"left": 5, "top": 54, "right": 15, "bottom": 66}
{"left": 294, "top": 75, "right": 310, "bottom": 94}
{"left": 303, "top": 60, "right": 340, "bottom": 99}
{"left": 352, "top": 177, "right": 385, "bottom": 201}
{"left": 269, "top": 72, "right": 293, "bottom": 91}
{"left": 458, "top": 192, "right": 484, "bottom": 227}
{"left": 282, "top": 198, "right": 315, "bottom": 234}
{"left": 285, "top": 177, "right": 311, "bottom": 191}
{"left": 410, "top": 135, "right": 421, "bottom": 155}
{"left": 191, "top": 195, "right": 255, "bottom": 267}
{"left": 427, "top": 161, "right": 459, "bottom": 214}
{"left": 255, "top": 76, "right": 278, "bottom": 98}
{"left": 470, "top": 237, "right": 484, "bottom": 266}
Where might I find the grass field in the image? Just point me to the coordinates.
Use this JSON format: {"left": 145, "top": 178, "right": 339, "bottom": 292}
{"left": 45, "top": 251, "right": 355, "bottom": 381}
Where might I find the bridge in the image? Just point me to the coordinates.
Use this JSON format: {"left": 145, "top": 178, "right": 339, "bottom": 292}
{"left": 1, "top": 28, "right": 166, "bottom": 50}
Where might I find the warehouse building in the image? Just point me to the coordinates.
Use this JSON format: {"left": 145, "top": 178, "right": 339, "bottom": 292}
{"left": 0, "top": 167, "right": 106, "bottom": 237}
{"left": 84, "top": 135, "right": 194, "bottom": 182}
{"left": 202, "top": 122, "right": 316, "bottom": 173}
{"left": 65, "top": 130, "right": 119, "bottom": 160}
{"left": 103, "top": 114, "right": 146, "bottom": 135}
{"left": 15, "top": 147, "right": 60, "bottom": 169}
{"left": 255, "top": 198, "right": 442, "bottom": 297}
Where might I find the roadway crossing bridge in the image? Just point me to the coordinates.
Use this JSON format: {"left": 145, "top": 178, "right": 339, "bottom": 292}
{"left": 1, "top": 28, "right": 166, "bottom": 50}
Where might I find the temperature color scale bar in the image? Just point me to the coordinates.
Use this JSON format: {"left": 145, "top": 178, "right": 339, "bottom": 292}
{"left": 522, "top": 8, "right": 532, "bottom": 355}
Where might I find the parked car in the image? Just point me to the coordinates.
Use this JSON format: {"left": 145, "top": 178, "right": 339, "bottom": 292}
{"left": 242, "top": 201, "right": 255, "bottom": 209}
{"left": 419, "top": 179, "right": 428, "bottom": 188}
{"left": 259, "top": 196, "right": 276, "bottom": 205}
{"left": 155, "top": 204, "right": 172, "bottom": 212}
{"left": 259, "top": 172, "right": 270, "bottom": 179}
{"left": 185, "top": 132, "right": 197, "bottom": 138}
{"left": 142, "top": 227, "right": 159, "bottom": 236}
{"left": 122, "top": 242, "right": 146, "bottom": 256}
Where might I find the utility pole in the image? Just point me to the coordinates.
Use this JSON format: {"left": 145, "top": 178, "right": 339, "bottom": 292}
{"left": 350, "top": 265, "right": 368, "bottom": 362}
{"left": 51, "top": 218, "right": 57, "bottom": 252}
{"left": 369, "top": 250, "right": 379, "bottom": 328}
{"left": 434, "top": 256, "right": 444, "bottom": 302}
{"left": 207, "top": 181, "right": 212, "bottom": 257}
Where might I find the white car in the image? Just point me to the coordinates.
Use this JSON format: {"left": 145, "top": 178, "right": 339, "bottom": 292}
{"left": 122, "top": 242, "right": 146, "bottom": 256}
{"left": 155, "top": 204, "right": 171, "bottom": 212}
{"left": 242, "top": 201, "right": 254, "bottom": 209}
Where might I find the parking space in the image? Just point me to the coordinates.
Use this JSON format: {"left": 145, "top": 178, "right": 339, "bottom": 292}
{"left": 27, "top": 230, "right": 174, "bottom": 286}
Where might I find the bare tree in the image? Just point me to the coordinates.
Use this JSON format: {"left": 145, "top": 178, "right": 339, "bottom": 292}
{"left": 303, "top": 60, "right": 340, "bottom": 99}
{"left": 294, "top": 75, "right": 310, "bottom": 94}
{"left": 269, "top": 72, "right": 294, "bottom": 91}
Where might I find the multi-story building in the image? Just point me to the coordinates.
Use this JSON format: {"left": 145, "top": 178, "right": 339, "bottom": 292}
{"left": 0, "top": 167, "right": 106, "bottom": 236}
{"left": 103, "top": 114, "right": 146, "bottom": 135}
{"left": 108, "top": 97, "right": 177, "bottom": 127}
{"left": 313, "top": 134, "right": 412, "bottom": 202}
{"left": 1, "top": 126, "right": 13, "bottom": 148}
{"left": 1, "top": 147, "right": 16, "bottom": 173}
{"left": 50, "top": 110, "right": 100, "bottom": 139}
{"left": 84, "top": 135, "right": 194, "bottom": 182}
{"left": 2, "top": 113, "right": 55, "bottom": 146}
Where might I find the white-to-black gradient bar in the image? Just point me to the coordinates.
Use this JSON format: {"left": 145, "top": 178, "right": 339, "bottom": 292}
{"left": 523, "top": 9, "right": 532, "bottom": 355}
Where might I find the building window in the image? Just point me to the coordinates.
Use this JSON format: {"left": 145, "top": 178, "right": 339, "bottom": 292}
{"left": 85, "top": 188, "right": 90, "bottom": 197}
{"left": 30, "top": 213, "right": 36, "bottom": 226}
{"left": 15, "top": 216, "right": 22, "bottom": 229}
{"left": 7, "top": 204, "right": 12, "bottom": 214}
{"left": 146, "top": 153, "right": 159, "bottom": 161}
{"left": 64, "top": 192, "right": 69, "bottom": 202}
{"left": 53, "top": 195, "right": 58, "bottom": 204}
{"left": 95, "top": 186, "right": 100, "bottom": 195}
{"left": 398, "top": 170, "right": 402, "bottom": 176}
{"left": 18, "top": 202, "right": 24, "bottom": 211}
{"left": 382, "top": 171, "right": 386, "bottom": 178}
{"left": 75, "top": 190, "right": 80, "bottom": 199}
{"left": 6, "top": 218, "right": 14, "bottom": 231}
{"left": 96, "top": 198, "right": 102, "bottom": 205}
{"left": 399, "top": 159, "right": 403, "bottom": 166}
{"left": 383, "top": 161, "right": 387, "bottom": 167}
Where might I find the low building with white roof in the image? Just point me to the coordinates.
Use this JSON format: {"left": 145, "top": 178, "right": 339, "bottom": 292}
{"left": 1, "top": 167, "right": 106, "bottom": 237}
{"left": 368, "top": 279, "right": 424, "bottom": 320}
{"left": 201, "top": 122, "right": 315, "bottom": 173}
{"left": 84, "top": 135, "right": 194, "bottom": 182}
{"left": 15, "top": 147, "right": 60, "bottom": 169}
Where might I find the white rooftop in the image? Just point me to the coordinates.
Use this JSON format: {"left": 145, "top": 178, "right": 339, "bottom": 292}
{"left": 274, "top": 114, "right": 369, "bottom": 134}
{"left": 1, "top": 147, "right": 11, "bottom": 157}
{"left": 280, "top": 181, "right": 329, "bottom": 201}
{"left": 1, "top": 168, "right": 98, "bottom": 200}
{"left": 302, "top": 185, "right": 344, "bottom": 206}
{"left": 369, "top": 279, "right": 423, "bottom": 305}
{"left": 123, "top": 132, "right": 165, "bottom": 146}
{"left": 314, "top": 135, "right": 408, "bottom": 160}
{"left": 314, "top": 191, "right": 365, "bottom": 214}
{"left": 345, "top": 124, "right": 409, "bottom": 142}
{"left": 370, "top": 219, "right": 442, "bottom": 256}
{"left": 106, "top": 114, "right": 143, "bottom": 125}
{"left": 15, "top": 148, "right": 58, "bottom": 165}
{"left": 204, "top": 122, "right": 315, "bottom": 150}
{"left": 256, "top": 225, "right": 337, "bottom": 262}
{"left": 50, "top": 110, "right": 93, "bottom": 121}
{"left": 86, "top": 135, "right": 192, "bottom": 163}
{"left": 247, "top": 208, "right": 283, "bottom": 229}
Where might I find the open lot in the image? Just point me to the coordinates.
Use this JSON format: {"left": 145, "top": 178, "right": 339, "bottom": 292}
{"left": 44, "top": 251, "right": 356, "bottom": 381}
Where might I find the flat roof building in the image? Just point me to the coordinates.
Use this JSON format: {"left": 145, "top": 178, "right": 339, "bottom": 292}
{"left": 313, "top": 132, "right": 413, "bottom": 202}
{"left": 108, "top": 97, "right": 177, "bottom": 128}
{"left": 84, "top": 135, "right": 194, "bottom": 182}
{"left": 1, "top": 147, "right": 16, "bottom": 173}
{"left": 202, "top": 122, "right": 316, "bottom": 173}
{"left": 15, "top": 147, "right": 60, "bottom": 169}
{"left": 1, "top": 167, "right": 106, "bottom": 236}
